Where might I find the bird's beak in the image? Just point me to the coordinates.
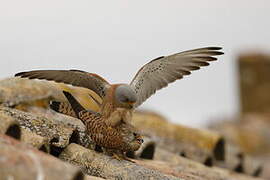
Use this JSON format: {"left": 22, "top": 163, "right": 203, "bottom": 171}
{"left": 127, "top": 101, "right": 135, "bottom": 105}
{"left": 126, "top": 101, "right": 135, "bottom": 109}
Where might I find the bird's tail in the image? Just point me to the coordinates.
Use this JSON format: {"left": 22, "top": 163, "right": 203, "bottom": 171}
{"left": 61, "top": 91, "right": 86, "bottom": 118}
{"left": 50, "top": 100, "right": 77, "bottom": 118}
{"left": 50, "top": 91, "right": 96, "bottom": 126}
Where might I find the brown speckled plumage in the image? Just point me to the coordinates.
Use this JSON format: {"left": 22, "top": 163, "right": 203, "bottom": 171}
{"left": 79, "top": 110, "right": 141, "bottom": 152}
{"left": 50, "top": 101, "right": 77, "bottom": 118}
{"left": 51, "top": 91, "right": 142, "bottom": 158}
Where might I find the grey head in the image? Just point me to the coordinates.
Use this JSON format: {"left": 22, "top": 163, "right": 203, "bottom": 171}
{"left": 115, "top": 84, "right": 137, "bottom": 109}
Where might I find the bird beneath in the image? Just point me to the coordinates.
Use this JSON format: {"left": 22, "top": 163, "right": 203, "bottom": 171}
{"left": 50, "top": 90, "right": 143, "bottom": 161}
{"left": 15, "top": 46, "right": 224, "bottom": 159}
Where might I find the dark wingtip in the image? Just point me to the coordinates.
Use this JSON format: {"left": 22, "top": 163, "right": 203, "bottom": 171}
{"left": 216, "top": 51, "right": 224, "bottom": 55}
{"left": 15, "top": 71, "right": 35, "bottom": 78}
{"left": 63, "top": 91, "right": 72, "bottom": 98}
{"left": 69, "top": 69, "right": 86, "bottom": 73}
{"left": 207, "top": 47, "right": 224, "bottom": 55}
{"left": 211, "top": 47, "right": 224, "bottom": 56}
{"left": 208, "top": 47, "right": 222, "bottom": 50}
{"left": 50, "top": 101, "right": 61, "bottom": 112}
{"left": 14, "top": 72, "right": 25, "bottom": 77}
{"left": 62, "top": 90, "right": 85, "bottom": 117}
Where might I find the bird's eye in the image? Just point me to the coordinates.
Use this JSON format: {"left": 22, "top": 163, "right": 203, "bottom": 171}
{"left": 122, "top": 97, "right": 129, "bottom": 102}
{"left": 133, "top": 132, "right": 137, "bottom": 136}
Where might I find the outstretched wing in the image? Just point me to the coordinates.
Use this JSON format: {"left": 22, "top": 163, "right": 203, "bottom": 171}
{"left": 130, "top": 47, "right": 224, "bottom": 107}
{"left": 15, "top": 69, "right": 110, "bottom": 98}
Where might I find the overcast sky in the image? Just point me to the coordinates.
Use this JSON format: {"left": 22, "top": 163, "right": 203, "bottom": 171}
{"left": 0, "top": 0, "right": 269, "bottom": 127}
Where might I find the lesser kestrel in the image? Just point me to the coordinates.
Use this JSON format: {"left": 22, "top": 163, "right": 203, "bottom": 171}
{"left": 50, "top": 91, "right": 143, "bottom": 160}
{"left": 15, "top": 47, "right": 223, "bottom": 159}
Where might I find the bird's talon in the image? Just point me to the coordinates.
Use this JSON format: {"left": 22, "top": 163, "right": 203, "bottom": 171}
{"left": 112, "top": 153, "right": 135, "bottom": 162}
{"left": 124, "top": 157, "right": 135, "bottom": 163}
{"left": 112, "top": 153, "right": 123, "bottom": 161}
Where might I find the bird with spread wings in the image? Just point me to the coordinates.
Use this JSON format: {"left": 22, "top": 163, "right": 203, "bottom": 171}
{"left": 15, "top": 47, "right": 223, "bottom": 160}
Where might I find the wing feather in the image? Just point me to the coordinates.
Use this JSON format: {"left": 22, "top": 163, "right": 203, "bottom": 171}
{"left": 15, "top": 70, "right": 110, "bottom": 98}
{"left": 130, "top": 47, "right": 223, "bottom": 107}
